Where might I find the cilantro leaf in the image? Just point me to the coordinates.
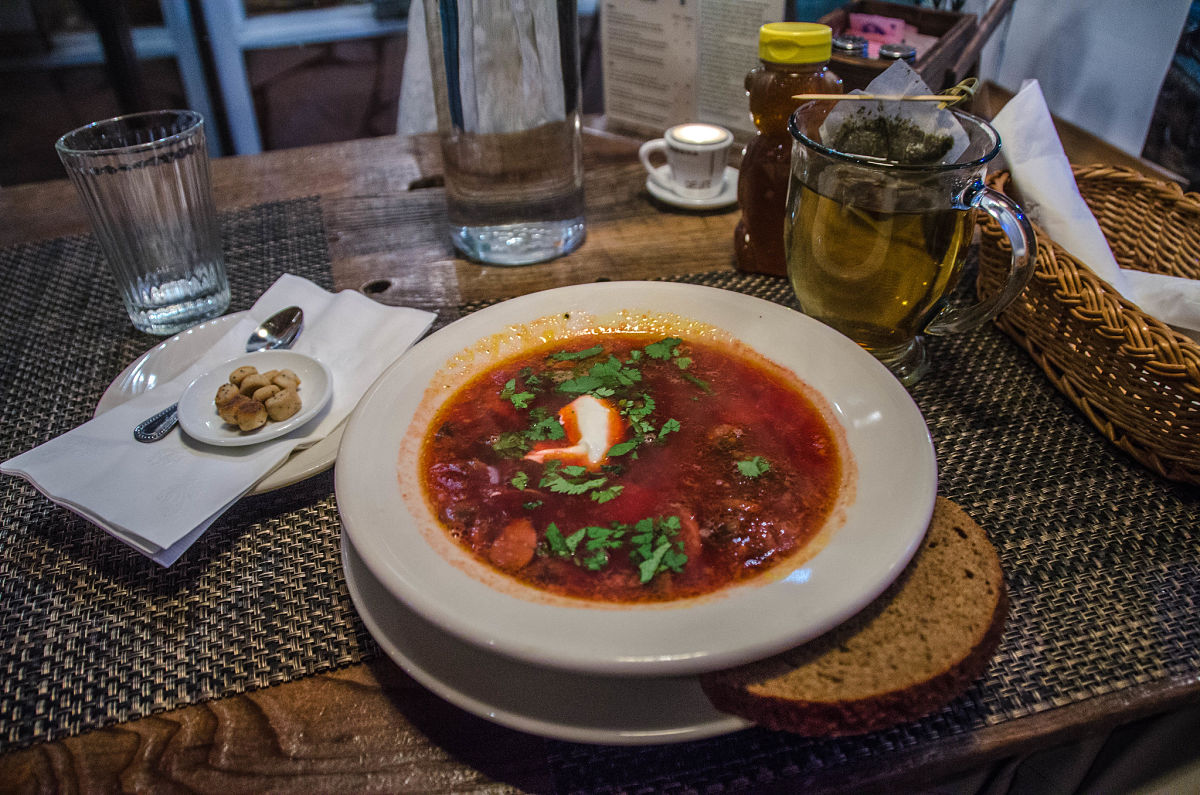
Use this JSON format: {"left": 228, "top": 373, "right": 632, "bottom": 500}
{"left": 607, "top": 439, "right": 639, "bottom": 458}
{"left": 511, "top": 471, "right": 529, "bottom": 489}
{"left": 543, "top": 524, "right": 569, "bottom": 556}
{"left": 638, "top": 540, "right": 674, "bottom": 583}
{"left": 557, "top": 374, "right": 604, "bottom": 394}
{"left": 628, "top": 515, "right": 687, "bottom": 583}
{"left": 550, "top": 345, "right": 604, "bottom": 361}
{"left": 500, "top": 378, "right": 535, "bottom": 409}
{"left": 736, "top": 456, "right": 771, "bottom": 478}
{"left": 563, "top": 527, "right": 587, "bottom": 554}
{"left": 592, "top": 484, "right": 624, "bottom": 503}
{"left": 491, "top": 430, "right": 529, "bottom": 458}
{"left": 644, "top": 337, "right": 682, "bottom": 360}
{"left": 526, "top": 410, "right": 565, "bottom": 441}
{"left": 557, "top": 355, "right": 641, "bottom": 397}
{"left": 539, "top": 460, "right": 610, "bottom": 496}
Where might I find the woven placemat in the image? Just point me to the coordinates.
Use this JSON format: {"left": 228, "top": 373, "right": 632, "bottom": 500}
{"left": 0, "top": 198, "right": 375, "bottom": 751}
{"left": 2, "top": 232, "right": 1199, "bottom": 793}
{"left": 540, "top": 271, "right": 1200, "bottom": 793}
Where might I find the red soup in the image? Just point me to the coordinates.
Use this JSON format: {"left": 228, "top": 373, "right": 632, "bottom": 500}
{"left": 420, "top": 333, "right": 842, "bottom": 603}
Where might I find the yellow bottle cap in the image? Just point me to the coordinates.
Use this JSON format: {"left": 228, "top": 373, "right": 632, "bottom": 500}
{"left": 758, "top": 22, "right": 833, "bottom": 64}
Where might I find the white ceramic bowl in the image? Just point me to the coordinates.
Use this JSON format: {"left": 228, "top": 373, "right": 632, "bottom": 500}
{"left": 336, "top": 281, "right": 936, "bottom": 677}
{"left": 177, "top": 350, "right": 331, "bottom": 446}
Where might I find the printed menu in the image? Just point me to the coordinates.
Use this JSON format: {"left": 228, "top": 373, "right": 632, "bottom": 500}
{"left": 600, "top": 0, "right": 788, "bottom": 138}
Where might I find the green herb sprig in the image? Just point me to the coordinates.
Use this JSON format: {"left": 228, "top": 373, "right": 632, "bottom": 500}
{"left": 540, "top": 515, "right": 687, "bottom": 583}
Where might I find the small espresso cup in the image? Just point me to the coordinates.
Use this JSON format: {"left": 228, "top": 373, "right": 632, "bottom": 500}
{"left": 639, "top": 123, "right": 733, "bottom": 200}
{"left": 785, "top": 103, "right": 1035, "bottom": 386}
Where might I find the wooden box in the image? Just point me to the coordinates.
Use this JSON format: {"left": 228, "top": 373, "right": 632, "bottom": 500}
{"left": 818, "top": 0, "right": 977, "bottom": 92}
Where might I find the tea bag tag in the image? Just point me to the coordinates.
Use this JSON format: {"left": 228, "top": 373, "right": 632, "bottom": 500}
{"left": 819, "top": 62, "right": 969, "bottom": 164}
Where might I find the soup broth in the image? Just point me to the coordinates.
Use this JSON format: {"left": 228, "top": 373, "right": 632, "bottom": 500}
{"left": 419, "top": 333, "right": 843, "bottom": 603}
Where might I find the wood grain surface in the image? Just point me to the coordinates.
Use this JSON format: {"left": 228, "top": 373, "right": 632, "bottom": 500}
{"left": 0, "top": 106, "right": 1188, "bottom": 794}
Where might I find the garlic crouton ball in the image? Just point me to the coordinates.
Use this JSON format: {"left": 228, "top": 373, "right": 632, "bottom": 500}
{"left": 252, "top": 384, "right": 281, "bottom": 403}
{"left": 265, "top": 387, "right": 301, "bottom": 422}
{"left": 239, "top": 372, "right": 272, "bottom": 396}
{"left": 229, "top": 365, "right": 258, "bottom": 386}
{"left": 234, "top": 399, "right": 268, "bottom": 431}
{"left": 271, "top": 369, "right": 301, "bottom": 390}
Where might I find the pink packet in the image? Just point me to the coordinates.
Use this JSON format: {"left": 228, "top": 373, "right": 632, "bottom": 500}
{"left": 848, "top": 13, "right": 905, "bottom": 43}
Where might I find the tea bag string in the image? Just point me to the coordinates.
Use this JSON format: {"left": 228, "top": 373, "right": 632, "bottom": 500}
{"left": 794, "top": 78, "right": 979, "bottom": 109}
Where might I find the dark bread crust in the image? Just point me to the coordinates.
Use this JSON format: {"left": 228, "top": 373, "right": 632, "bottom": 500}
{"left": 699, "top": 497, "right": 1007, "bottom": 736}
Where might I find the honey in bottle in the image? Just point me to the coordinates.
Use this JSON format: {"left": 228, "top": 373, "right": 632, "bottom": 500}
{"left": 735, "top": 23, "right": 841, "bottom": 276}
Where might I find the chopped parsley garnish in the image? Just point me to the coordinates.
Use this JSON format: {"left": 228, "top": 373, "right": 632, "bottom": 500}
{"left": 643, "top": 337, "right": 682, "bottom": 360}
{"left": 526, "top": 408, "right": 565, "bottom": 441}
{"left": 591, "top": 484, "right": 624, "bottom": 504}
{"left": 490, "top": 408, "right": 564, "bottom": 458}
{"left": 606, "top": 439, "right": 639, "bottom": 458}
{"left": 540, "top": 515, "right": 686, "bottom": 583}
{"left": 500, "top": 378, "right": 535, "bottom": 409}
{"left": 630, "top": 516, "right": 688, "bottom": 583}
{"left": 557, "top": 355, "right": 642, "bottom": 397}
{"left": 550, "top": 345, "right": 604, "bottom": 361}
{"left": 492, "top": 430, "right": 530, "bottom": 458}
{"left": 493, "top": 337, "right": 717, "bottom": 586}
{"left": 538, "top": 460, "right": 621, "bottom": 503}
{"left": 619, "top": 394, "right": 656, "bottom": 434}
{"left": 736, "top": 456, "right": 771, "bottom": 478}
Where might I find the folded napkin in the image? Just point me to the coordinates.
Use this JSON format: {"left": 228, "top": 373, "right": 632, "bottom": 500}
{"left": 991, "top": 80, "right": 1200, "bottom": 339}
{"left": 1, "top": 274, "right": 436, "bottom": 566}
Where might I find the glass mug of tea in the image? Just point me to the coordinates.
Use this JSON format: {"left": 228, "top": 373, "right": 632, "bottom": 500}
{"left": 784, "top": 103, "right": 1035, "bottom": 385}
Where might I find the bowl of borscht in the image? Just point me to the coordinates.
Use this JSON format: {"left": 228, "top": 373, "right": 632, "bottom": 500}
{"left": 336, "top": 281, "right": 936, "bottom": 677}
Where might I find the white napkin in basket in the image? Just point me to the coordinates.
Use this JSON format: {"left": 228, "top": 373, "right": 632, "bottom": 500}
{"left": 1, "top": 274, "right": 436, "bottom": 566}
{"left": 991, "top": 80, "right": 1200, "bottom": 338}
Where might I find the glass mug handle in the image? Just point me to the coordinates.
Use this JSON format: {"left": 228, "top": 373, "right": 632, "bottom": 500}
{"left": 926, "top": 180, "right": 1037, "bottom": 336}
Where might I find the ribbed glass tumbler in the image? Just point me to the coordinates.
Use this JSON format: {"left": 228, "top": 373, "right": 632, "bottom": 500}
{"left": 55, "top": 110, "right": 230, "bottom": 335}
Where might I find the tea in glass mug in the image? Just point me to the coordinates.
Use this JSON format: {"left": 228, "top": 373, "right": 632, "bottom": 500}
{"left": 785, "top": 103, "right": 1035, "bottom": 385}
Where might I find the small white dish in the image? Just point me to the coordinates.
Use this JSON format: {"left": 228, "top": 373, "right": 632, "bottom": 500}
{"left": 96, "top": 313, "right": 345, "bottom": 492}
{"left": 177, "top": 350, "right": 332, "bottom": 447}
{"left": 337, "top": 281, "right": 936, "bottom": 677}
{"left": 342, "top": 533, "right": 750, "bottom": 745}
{"left": 645, "top": 165, "right": 739, "bottom": 210}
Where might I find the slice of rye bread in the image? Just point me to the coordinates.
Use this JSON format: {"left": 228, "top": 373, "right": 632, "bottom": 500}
{"left": 700, "top": 497, "right": 1007, "bottom": 736}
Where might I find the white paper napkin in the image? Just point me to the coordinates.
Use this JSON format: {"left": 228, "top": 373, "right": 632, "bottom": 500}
{"left": 992, "top": 80, "right": 1200, "bottom": 338}
{"left": 1, "top": 274, "right": 436, "bottom": 566}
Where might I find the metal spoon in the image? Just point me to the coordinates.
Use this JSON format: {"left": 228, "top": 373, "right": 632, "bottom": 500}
{"left": 132, "top": 306, "right": 305, "bottom": 442}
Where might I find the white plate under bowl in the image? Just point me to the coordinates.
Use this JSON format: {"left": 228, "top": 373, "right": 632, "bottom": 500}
{"left": 342, "top": 533, "right": 750, "bottom": 745}
{"left": 96, "top": 312, "right": 345, "bottom": 493}
{"left": 336, "top": 281, "right": 936, "bottom": 677}
{"left": 177, "top": 350, "right": 332, "bottom": 446}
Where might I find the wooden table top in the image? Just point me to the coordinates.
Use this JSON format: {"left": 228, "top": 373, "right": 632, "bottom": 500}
{"left": 0, "top": 113, "right": 1190, "bottom": 793}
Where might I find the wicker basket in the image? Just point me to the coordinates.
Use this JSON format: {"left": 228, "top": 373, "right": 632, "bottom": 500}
{"left": 976, "top": 164, "right": 1200, "bottom": 486}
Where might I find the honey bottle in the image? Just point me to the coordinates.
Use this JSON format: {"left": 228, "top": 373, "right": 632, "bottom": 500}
{"left": 734, "top": 23, "right": 841, "bottom": 276}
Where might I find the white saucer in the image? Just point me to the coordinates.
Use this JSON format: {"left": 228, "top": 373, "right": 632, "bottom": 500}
{"left": 645, "top": 165, "right": 739, "bottom": 210}
{"left": 95, "top": 312, "right": 345, "bottom": 493}
{"left": 341, "top": 532, "right": 751, "bottom": 745}
{"left": 177, "top": 351, "right": 332, "bottom": 447}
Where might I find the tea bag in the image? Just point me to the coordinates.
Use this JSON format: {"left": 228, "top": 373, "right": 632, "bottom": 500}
{"left": 819, "top": 61, "right": 969, "bottom": 164}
